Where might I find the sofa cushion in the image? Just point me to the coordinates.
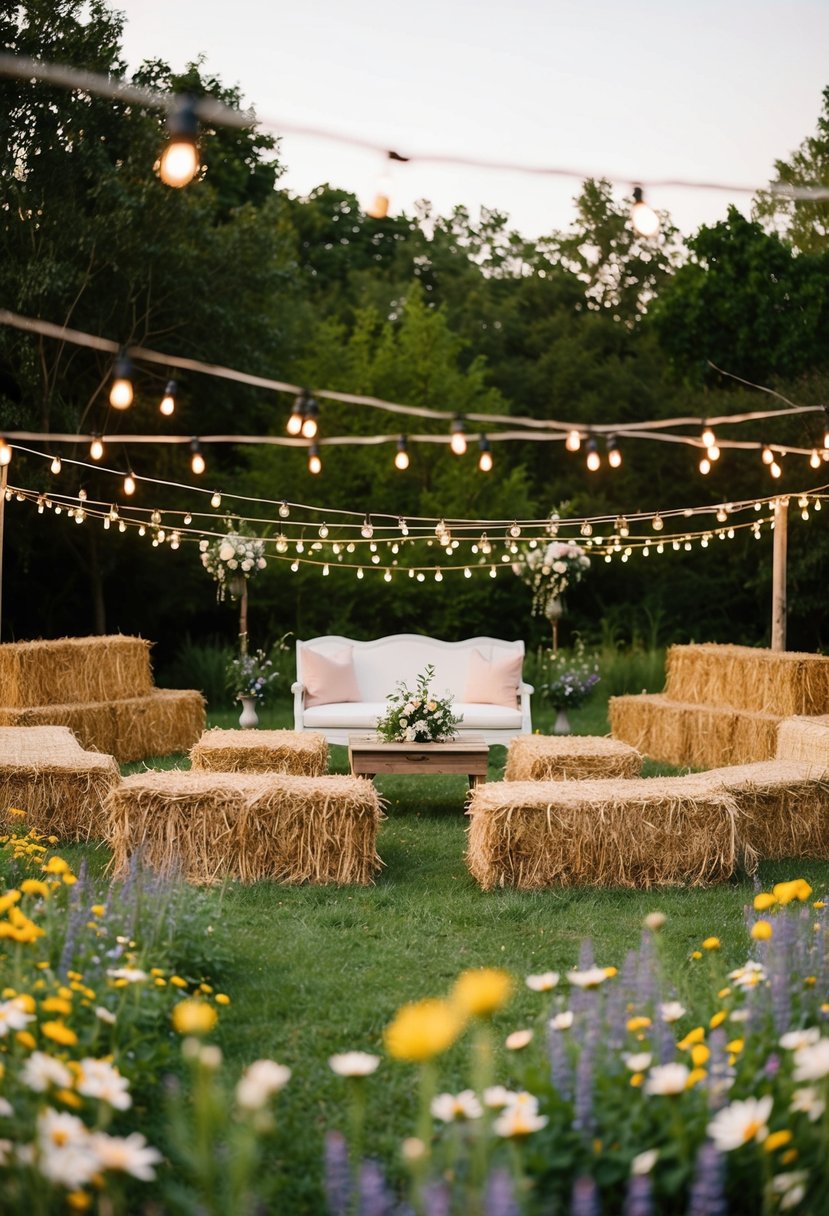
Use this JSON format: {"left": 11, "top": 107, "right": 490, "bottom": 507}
{"left": 302, "top": 701, "right": 522, "bottom": 731}
{"left": 302, "top": 646, "right": 361, "bottom": 707}
{"left": 464, "top": 649, "right": 523, "bottom": 708}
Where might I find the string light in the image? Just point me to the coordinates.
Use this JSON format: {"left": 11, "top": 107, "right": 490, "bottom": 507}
{"left": 300, "top": 396, "right": 319, "bottom": 439}
{"left": 278, "top": 501, "right": 290, "bottom": 518}
{"left": 210, "top": 491, "right": 221, "bottom": 508}
{"left": 394, "top": 435, "right": 409, "bottom": 470}
{"left": 607, "top": 435, "right": 622, "bottom": 468}
{"left": 89, "top": 434, "right": 104, "bottom": 461}
{"left": 308, "top": 443, "right": 322, "bottom": 474}
{"left": 701, "top": 423, "right": 716, "bottom": 449}
{"left": 699, "top": 456, "right": 711, "bottom": 475}
{"left": 651, "top": 514, "right": 664, "bottom": 531}
{"left": 189, "top": 438, "right": 205, "bottom": 475}
{"left": 318, "top": 521, "right": 329, "bottom": 539}
{"left": 159, "top": 380, "right": 177, "bottom": 416}
{"left": 449, "top": 415, "right": 467, "bottom": 456}
{"left": 123, "top": 472, "right": 136, "bottom": 496}
{"left": 360, "top": 516, "right": 374, "bottom": 539}
{"left": 770, "top": 460, "right": 782, "bottom": 479}
{"left": 810, "top": 449, "right": 821, "bottom": 469}
{"left": 50, "top": 455, "right": 61, "bottom": 475}
{"left": 585, "top": 438, "right": 601, "bottom": 472}
{"left": 109, "top": 353, "right": 133, "bottom": 410}
{"left": 761, "top": 445, "right": 774, "bottom": 466}
{"left": 477, "top": 435, "right": 493, "bottom": 472}
{"left": 565, "top": 429, "right": 581, "bottom": 453}
{"left": 0, "top": 439, "right": 11, "bottom": 466}
{"left": 158, "top": 96, "right": 200, "bottom": 188}
{"left": 630, "top": 186, "right": 660, "bottom": 237}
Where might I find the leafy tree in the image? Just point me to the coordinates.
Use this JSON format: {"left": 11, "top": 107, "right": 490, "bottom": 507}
{"left": 754, "top": 86, "right": 829, "bottom": 253}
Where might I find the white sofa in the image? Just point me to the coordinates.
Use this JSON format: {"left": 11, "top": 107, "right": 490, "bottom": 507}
{"left": 292, "top": 634, "right": 533, "bottom": 746}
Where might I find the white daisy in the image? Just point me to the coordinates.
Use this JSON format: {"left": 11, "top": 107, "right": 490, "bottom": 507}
{"left": 431, "top": 1090, "right": 483, "bottom": 1122}
{"left": 90, "top": 1131, "right": 162, "bottom": 1181}
{"left": 644, "top": 1064, "right": 690, "bottom": 1096}
{"left": 525, "top": 972, "right": 559, "bottom": 992}
{"left": 21, "top": 1051, "right": 72, "bottom": 1093}
{"left": 707, "top": 1095, "right": 773, "bottom": 1151}
{"left": 235, "top": 1060, "right": 291, "bottom": 1110}
{"left": 328, "top": 1052, "right": 380, "bottom": 1077}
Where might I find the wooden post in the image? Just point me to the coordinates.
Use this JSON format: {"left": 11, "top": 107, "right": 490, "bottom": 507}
{"left": 771, "top": 498, "right": 788, "bottom": 652}
{"left": 0, "top": 463, "right": 6, "bottom": 642}
{"left": 239, "top": 580, "right": 249, "bottom": 656}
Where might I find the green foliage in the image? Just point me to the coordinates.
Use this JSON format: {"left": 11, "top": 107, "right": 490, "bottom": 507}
{"left": 754, "top": 84, "right": 829, "bottom": 254}
{"left": 157, "top": 635, "right": 236, "bottom": 708}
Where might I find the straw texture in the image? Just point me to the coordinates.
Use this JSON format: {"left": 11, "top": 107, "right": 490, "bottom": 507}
{"left": 105, "top": 770, "right": 383, "bottom": 886}
{"left": 0, "top": 690, "right": 205, "bottom": 762}
{"left": 665, "top": 643, "right": 829, "bottom": 715}
{"left": 692, "top": 762, "right": 829, "bottom": 861}
{"left": 0, "top": 636, "right": 152, "bottom": 708}
{"left": 0, "top": 725, "right": 120, "bottom": 839}
{"left": 609, "top": 694, "right": 780, "bottom": 768}
{"left": 190, "top": 729, "right": 328, "bottom": 775}
{"left": 505, "top": 734, "right": 641, "bottom": 781}
{"left": 466, "top": 776, "right": 743, "bottom": 891}
{"left": 776, "top": 716, "right": 829, "bottom": 767}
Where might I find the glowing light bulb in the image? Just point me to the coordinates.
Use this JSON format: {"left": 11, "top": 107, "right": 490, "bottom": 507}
{"left": 699, "top": 457, "right": 711, "bottom": 475}
{"left": 109, "top": 355, "right": 133, "bottom": 410}
{"left": 123, "top": 473, "right": 136, "bottom": 496}
{"left": 159, "top": 380, "right": 177, "bottom": 416}
{"left": 190, "top": 439, "right": 205, "bottom": 476}
{"left": 0, "top": 439, "right": 11, "bottom": 466}
{"left": 158, "top": 98, "right": 200, "bottom": 187}
{"left": 565, "top": 429, "right": 581, "bottom": 453}
{"left": 701, "top": 425, "right": 716, "bottom": 449}
{"left": 810, "top": 449, "right": 821, "bottom": 469}
{"left": 449, "top": 416, "right": 467, "bottom": 456}
{"left": 607, "top": 437, "right": 622, "bottom": 468}
{"left": 361, "top": 517, "right": 374, "bottom": 539}
{"left": 279, "top": 501, "right": 290, "bottom": 519}
{"left": 394, "top": 436, "right": 409, "bottom": 470}
{"left": 631, "top": 186, "right": 659, "bottom": 237}
{"left": 762, "top": 445, "right": 774, "bottom": 466}
{"left": 89, "top": 436, "right": 104, "bottom": 461}
{"left": 651, "top": 514, "right": 664, "bottom": 531}
{"left": 308, "top": 444, "right": 322, "bottom": 475}
{"left": 384, "top": 569, "right": 392, "bottom": 582}
{"left": 478, "top": 436, "right": 493, "bottom": 471}
{"left": 210, "top": 491, "right": 221, "bottom": 509}
{"left": 707, "top": 445, "right": 720, "bottom": 461}
{"left": 585, "top": 439, "right": 600, "bottom": 472}
{"left": 51, "top": 455, "right": 62, "bottom": 475}
{"left": 770, "top": 461, "right": 782, "bottom": 479}
{"left": 301, "top": 398, "right": 319, "bottom": 439}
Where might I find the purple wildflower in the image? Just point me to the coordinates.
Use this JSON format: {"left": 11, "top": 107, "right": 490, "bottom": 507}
{"left": 484, "top": 1168, "right": 520, "bottom": 1216}
{"left": 358, "top": 1159, "right": 393, "bottom": 1216}
{"left": 624, "top": 1174, "right": 652, "bottom": 1216}
{"left": 571, "top": 1174, "right": 601, "bottom": 1216}
{"left": 687, "top": 1141, "right": 727, "bottom": 1216}
{"left": 421, "top": 1182, "right": 451, "bottom": 1216}
{"left": 324, "top": 1130, "right": 351, "bottom": 1216}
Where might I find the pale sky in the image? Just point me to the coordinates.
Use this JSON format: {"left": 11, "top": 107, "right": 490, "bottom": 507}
{"left": 117, "top": 0, "right": 829, "bottom": 239}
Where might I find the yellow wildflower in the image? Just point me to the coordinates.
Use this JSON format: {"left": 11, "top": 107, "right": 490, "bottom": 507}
{"left": 686, "top": 1068, "right": 707, "bottom": 1088}
{"left": 171, "top": 999, "right": 218, "bottom": 1036}
{"left": 626, "top": 1016, "right": 652, "bottom": 1033}
{"left": 62, "top": 873, "right": 77, "bottom": 886}
{"left": 42, "top": 1021, "right": 78, "bottom": 1047}
{"left": 56, "top": 1089, "right": 83, "bottom": 1109}
{"left": 804, "top": 976, "right": 816, "bottom": 987}
{"left": 150, "top": 968, "right": 166, "bottom": 977}
{"left": 0, "top": 890, "right": 21, "bottom": 915}
{"left": 42, "top": 997, "right": 72, "bottom": 1016}
{"left": 15, "top": 993, "right": 35, "bottom": 1013}
{"left": 90, "top": 905, "right": 106, "bottom": 917}
{"left": 198, "top": 983, "right": 214, "bottom": 995}
{"left": 678, "top": 1027, "right": 705, "bottom": 1050}
{"left": 19, "top": 879, "right": 49, "bottom": 899}
{"left": 691, "top": 951, "right": 702, "bottom": 960}
{"left": 154, "top": 978, "right": 166, "bottom": 988}
{"left": 604, "top": 967, "right": 618, "bottom": 978}
{"left": 7, "top": 807, "right": 26, "bottom": 818}
{"left": 781, "top": 1149, "right": 799, "bottom": 1166}
{"left": 764, "top": 1130, "right": 793, "bottom": 1154}
{"left": 67, "top": 971, "right": 82, "bottom": 982}
{"left": 170, "top": 976, "right": 188, "bottom": 989}
{"left": 751, "top": 920, "right": 773, "bottom": 941}
{"left": 451, "top": 968, "right": 513, "bottom": 1017}
{"left": 630, "top": 1073, "right": 644, "bottom": 1087}
{"left": 215, "top": 993, "right": 231, "bottom": 1006}
{"left": 702, "top": 937, "right": 721, "bottom": 951}
{"left": 709, "top": 1011, "right": 727, "bottom": 1029}
{"left": 385, "top": 998, "right": 464, "bottom": 1062}
{"left": 773, "top": 879, "right": 812, "bottom": 905}
{"left": 753, "top": 893, "right": 777, "bottom": 911}
{"left": 66, "top": 1193, "right": 91, "bottom": 1211}
{"left": 717, "top": 987, "right": 732, "bottom": 999}
{"left": 726, "top": 1039, "right": 744, "bottom": 1054}
{"left": 16, "top": 1030, "right": 36, "bottom": 1050}
{"left": 42, "top": 856, "right": 70, "bottom": 875}
{"left": 691, "top": 1044, "right": 710, "bottom": 1067}
{"left": 813, "top": 901, "right": 825, "bottom": 909}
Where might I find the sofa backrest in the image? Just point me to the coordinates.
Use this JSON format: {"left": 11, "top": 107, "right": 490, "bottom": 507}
{"left": 296, "top": 635, "right": 525, "bottom": 702}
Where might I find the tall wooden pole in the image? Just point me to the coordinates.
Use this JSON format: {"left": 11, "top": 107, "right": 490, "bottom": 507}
{"left": 771, "top": 498, "right": 788, "bottom": 652}
{"left": 0, "top": 463, "right": 6, "bottom": 642}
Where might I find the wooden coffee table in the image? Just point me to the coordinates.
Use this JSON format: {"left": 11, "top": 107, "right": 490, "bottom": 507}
{"left": 348, "top": 733, "right": 489, "bottom": 788}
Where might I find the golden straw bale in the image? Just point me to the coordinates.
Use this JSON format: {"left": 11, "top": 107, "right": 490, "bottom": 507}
{"left": 466, "top": 777, "right": 743, "bottom": 891}
{"left": 0, "top": 701, "right": 118, "bottom": 756}
{"left": 105, "top": 770, "right": 383, "bottom": 886}
{"left": 610, "top": 694, "right": 780, "bottom": 768}
{"left": 690, "top": 762, "right": 829, "bottom": 861}
{"left": 504, "top": 734, "right": 641, "bottom": 781}
{"left": 0, "top": 725, "right": 120, "bottom": 840}
{"left": 776, "top": 716, "right": 829, "bottom": 768}
{"left": 190, "top": 728, "right": 328, "bottom": 776}
{"left": 112, "top": 690, "right": 205, "bottom": 762}
{"left": 0, "top": 635, "right": 153, "bottom": 708}
{"left": 665, "top": 643, "right": 829, "bottom": 716}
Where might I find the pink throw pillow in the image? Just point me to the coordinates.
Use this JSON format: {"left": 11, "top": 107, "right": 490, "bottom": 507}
{"left": 302, "top": 646, "right": 361, "bottom": 707}
{"left": 464, "top": 649, "right": 522, "bottom": 708}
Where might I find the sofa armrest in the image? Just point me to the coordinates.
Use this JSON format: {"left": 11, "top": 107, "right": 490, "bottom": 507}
{"left": 291, "top": 681, "right": 306, "bottom": 732}
{"left": 518, "top": 681, "right": 533, "bottom": 735}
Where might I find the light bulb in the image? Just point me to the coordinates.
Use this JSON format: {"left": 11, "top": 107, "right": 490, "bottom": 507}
{"left": 565, "top": 429, "right": 581, "bottom": 453}
{"left": 449, "top": 416, "right": 466, "bottom": 456}
{"left": 160, "top": 380, "right": 177, "bottom": 416}
{"left": 607, "top": 436, "right": 622, "bottom": 468}
{"left": 308, "top": 444, "right": 322, "bottom": 475}
{"left": 123, "top": 473, "right": 136, "bottom": 496}
{"left": 810, "top": 449, "right": 821, "bottom": 469}
{"left": 0, "top": 439, "right": 11, "bottom": 466}
{"left": 707, "top": 444, "right": 720, "bottom": 461}
{"left": 361, "top": 517, "right": 374, "bottom": 539}
{"left": 652, "top": 514, "right": 664, "bottom": 531}
{"left": 287, "top": 393, "right": 306, "bottom": 436}
{"left": 190, "top": 439, "right": 205, "bottom": 476}
{"left": 761, "top": 445, "right": 774, "bottom": 465}
{"left": 631, "top": 186, "right": 659, "bottom": 237}
{"left": 477, "top": 436, "right": 493, "bottom": 472}
{"left": 184, "top": 513, "right": 192, "bottom": 525}
{"left": 585, "top": 439, "right": 600, "bottom": 472}
{"left": 394, "top": 436, "right": 409, "bottom": 470}
{"left": 51, "top": 455, "right": 62, "bottom": 475}
{"left": 699, "top": 457, "right": 711, "bottom": 475}
{"left": 770, "top": 461, "right": 782, "bottom": 479}
{"left": 158, "top": 98, "right": 200, "bottom": 188}
{"left": 300, "top": 398, "right": 319, "bottom": 439}
{"left": 823, "top": 428, "right": 829, "bottom": 451}
{"left": 89, "top": 436, "right": 104, "bottom": 461}
{"left": 210, "top": 491, "right": 221, "bottom": 508}
{"left": 701, "top": 425, "right": 716, "bottom": 449}
{"left": 109, "top": 355, "right": 134, "bottom": 410}
{"left": 278, "top": 501, "right": 290, "bottom": 519}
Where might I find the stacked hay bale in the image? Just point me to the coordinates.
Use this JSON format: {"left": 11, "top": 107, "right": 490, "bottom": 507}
{"left": 609, "top": 644, "right": 829, "bottom": 768}
{"left": 105, "top": 769, "right": 384, "bottom": 885}
{"left": 0, "top": 636, "right": 204, "bottom": 763}
{"left": 505, "top": 734, "right": 641, "bottom": 781}
{"left": 0, "top": 725, "right": 119, "bottom": 839}
{"left": 190, "top": 729, "right": 328, "bottom": 776}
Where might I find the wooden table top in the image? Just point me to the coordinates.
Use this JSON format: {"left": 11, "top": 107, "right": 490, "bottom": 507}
{"left": 347, "top": 733, "right": 489, "bottom": 755}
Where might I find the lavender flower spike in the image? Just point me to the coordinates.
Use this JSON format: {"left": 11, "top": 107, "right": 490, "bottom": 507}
{"left": 324, "top": 1130, "right": 351, "bottom": 1216}
{"left": 687, "top": 1140, "right": 727, "bottom": 1216}
{"left": 484, "top": 1168, "right": 520, "bottom": 1216}
{"left": 571, "top": 1175, "right": 601, "bottom": 1216}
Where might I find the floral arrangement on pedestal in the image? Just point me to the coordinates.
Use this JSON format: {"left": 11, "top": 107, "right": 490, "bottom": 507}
{"left": 199, "top": 522, "right": 267, "bottom": 601}
{"left": 226, "top": 648, "right": 281, "bottom": 702}
{"left": 538, "top": 640, "right": 601, "bottom": 711}
{"left": 513, "top": 540, "right": 591, "bottom": 615}
{"left": 376, "top": 665, "right": 463, "bottom": 743}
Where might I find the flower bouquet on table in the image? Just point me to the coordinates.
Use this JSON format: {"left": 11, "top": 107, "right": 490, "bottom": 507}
{"left": 512, "top": 539, "right": 590, "bottom": 614}
{"left": 200, "top": 521, "right": 267, "bottom": 601}
{"left": 226, "top": 648, "right": 281, "bottom": 703}
{"left": 376, "top": 665, "right": 463, "bottom": 743}
{"left": 537, "top": 639, "right": 600, "bottom": 711}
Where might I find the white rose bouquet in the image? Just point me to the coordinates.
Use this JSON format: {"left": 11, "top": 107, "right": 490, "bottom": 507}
{"left": 376, "top": 665, "right": 463, "bottom": 743}
{"left": 512, "top": 540, "right": 590, "bottom": 614}
{"left": 199, "top": 524, "right": 267, "bottom": 601}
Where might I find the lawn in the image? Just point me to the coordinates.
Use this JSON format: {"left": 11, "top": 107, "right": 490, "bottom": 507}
{"left": 114, "top": 694, "right": 829, "bottom": 1211}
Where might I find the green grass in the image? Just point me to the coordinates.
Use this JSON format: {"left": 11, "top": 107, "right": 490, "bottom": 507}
{"left": 105, "top": 691, "right": 829, "bottom": 1210}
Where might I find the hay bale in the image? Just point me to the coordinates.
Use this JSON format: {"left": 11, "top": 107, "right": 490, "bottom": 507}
{"left": 190, "top": 729, "right": 328, "bottom": 776}
{"left": 776, "top": 716, "right": 829, "bottom": 768}
{"left": 504, "top": 734, "right": 641, "bottom": 781}
{"left": 0, "top": 701, "right": 119, "bottom": 756}
{"left": 610, "top": 694, "right": 780, "bottom": 768}
{"left": 692, "top": 762, "right": 829, "bottom": 861}
{"left": 665, "top": 643, "right": 829, "bottom": 716}
{"left": 466, "top": 776, "right": 743, "bottom": 891}
{"left": 105, "top": 770, "right": 383, "bottom": 886}
{"left": 0, "top": 636, "right": 153, "bottom": 708}
{"left": 113, "top": 690, "right": 205, "bottom": 762}
{"left": 0, "top": 725, "right": 120, "bottom": 840}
